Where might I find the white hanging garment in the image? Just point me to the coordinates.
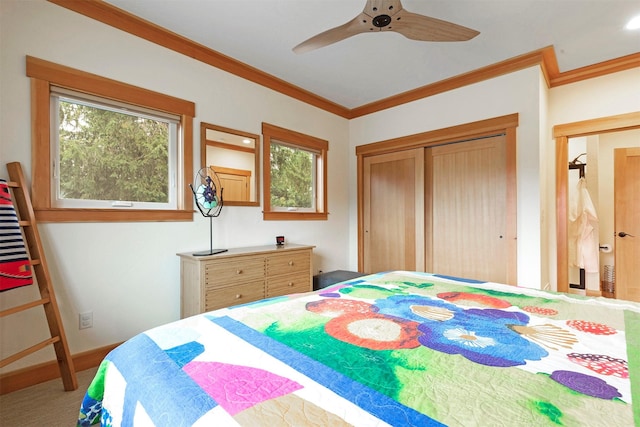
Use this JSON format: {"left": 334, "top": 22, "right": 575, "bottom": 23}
{"left": 568, "top": 177, "right": 599, "bottom": 273}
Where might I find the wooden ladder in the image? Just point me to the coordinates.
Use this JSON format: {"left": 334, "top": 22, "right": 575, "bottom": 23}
{"left": 0, "top": 162, "right": 77, "bottom": 391}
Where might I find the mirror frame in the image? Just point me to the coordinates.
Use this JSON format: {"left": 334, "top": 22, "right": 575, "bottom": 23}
{"left": 200, "top": 122, "right": 260, "bottom": 207}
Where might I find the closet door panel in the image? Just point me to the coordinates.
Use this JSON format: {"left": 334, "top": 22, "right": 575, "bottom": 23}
{"left": 363, "top": 149, "right": 424, "bottom": 274}
{"left": 430, "top": 135, "right": 508, "bottom": 283}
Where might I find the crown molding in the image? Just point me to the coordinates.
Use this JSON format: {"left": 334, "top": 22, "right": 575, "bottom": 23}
{"left": 350, "top": 47, "right": 555, "bottom": 118}
{"left": 548, "top": 52, "right": 640, "bottom": 87}
{"left": 47, "top": 0, "right": 350, "bottom": 118}
{"left": 48, "top": 0, "right": 639, "bottom": 119}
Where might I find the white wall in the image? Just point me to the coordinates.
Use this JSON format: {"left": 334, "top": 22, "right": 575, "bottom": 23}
{"left": 348, "top": 67, "right": 546, "bottom": 288}
{"left": 549, "top": 68, "right": 640, "bottom": 124}
{"left": 538, "top": 72, "right": 551, "bottom": 290}
{"left": 0, "top": 1, "right": 350, "bottom": 371}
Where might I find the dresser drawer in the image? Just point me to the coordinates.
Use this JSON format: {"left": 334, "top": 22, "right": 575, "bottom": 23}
{"left": 179, "top": 244, "right": 314, "bottom": 318}
{"left": 205, "top": 280, "right": 265, "bottom": 311}
{"left": 205, "top": 256, "right": 265, "bottom": 288}
{"left": 267, "top": 251, "right": 310, "bottom": 276}
{"left": 266, "top": 272, "right": 312, "bottom": 298}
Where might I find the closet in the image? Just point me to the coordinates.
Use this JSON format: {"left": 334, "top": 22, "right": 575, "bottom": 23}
{"left": 362, "top": 149, "right": 425, "bottom": 273}
{"left": 357, "top": 114, "right": 518, "bottom": 284}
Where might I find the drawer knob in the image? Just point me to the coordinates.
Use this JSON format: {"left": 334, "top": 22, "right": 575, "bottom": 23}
{"left": 236, "top": 269, "right": 243, "bottom": 274}
{"left": 235, "top": 294, "right": 242, "bottom": 299}
{"left": 288, "top": 261, "right": 294, "bottom": 266}
{"left": 288, "top": 282, "right": 293, "bottom": 287}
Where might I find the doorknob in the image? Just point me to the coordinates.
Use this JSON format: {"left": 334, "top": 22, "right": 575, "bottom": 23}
{"left": 617, "top": 232, "right": 635, "bottom": 238}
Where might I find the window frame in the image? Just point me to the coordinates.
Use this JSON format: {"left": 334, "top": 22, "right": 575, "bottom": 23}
{"left": 52, "top": 90, "right": 180, "bottom": 210}
{"left": 26, "top": 56, "right": 195, "bottom": 222}
{"left": 262, "top": 122, "right": 328, "bottom": 221}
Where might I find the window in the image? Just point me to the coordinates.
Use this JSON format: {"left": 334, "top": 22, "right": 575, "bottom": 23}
{"left": 52, "top": 88, "right": 179, "bottom": 210}
{"left": 26, "top": 56, "right": 195, "bottom": 222}
{"left": 262, "top": 123, "right": 328, "bottom": 220}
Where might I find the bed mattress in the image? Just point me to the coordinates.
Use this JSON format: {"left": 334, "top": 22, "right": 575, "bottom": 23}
{"left": 78, "top": 271, "right": 640, "bottom": 426}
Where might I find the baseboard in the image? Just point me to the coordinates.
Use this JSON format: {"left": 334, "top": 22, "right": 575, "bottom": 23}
{"left": 0, "top": 343, "right": 121, "bottom": 395}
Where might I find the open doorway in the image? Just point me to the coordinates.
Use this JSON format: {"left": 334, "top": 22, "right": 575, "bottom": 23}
{"left": 566, "top": 131, "right": 640, "bottom": 299}
{"left": 555, "top": 112, "right": 640, "bottom": 301}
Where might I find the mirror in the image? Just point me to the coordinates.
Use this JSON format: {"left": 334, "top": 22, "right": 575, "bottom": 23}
{"left": 200, "top": 122, "right": 260, "bottom": 206}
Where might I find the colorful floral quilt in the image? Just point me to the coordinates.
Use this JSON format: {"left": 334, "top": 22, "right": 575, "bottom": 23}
{"left": 78, "top": 271, "right": 640, "bottom": 426}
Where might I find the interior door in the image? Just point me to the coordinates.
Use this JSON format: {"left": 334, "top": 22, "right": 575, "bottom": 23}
{"left": 363, "top": 149, "right": 424, "bottom": 274}
{"left": 429, "top": 135, "right": 508, "bottom": 283}
{"left": 614, "top": 147, "right": 640, "bottom": 302}
{"left": 213, "top": 166, "right": 251, "bottom": 202}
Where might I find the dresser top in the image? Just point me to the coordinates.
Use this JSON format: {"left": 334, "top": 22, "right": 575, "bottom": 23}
{"left": 177, "top": 243, "right": 314, "bottom": 260}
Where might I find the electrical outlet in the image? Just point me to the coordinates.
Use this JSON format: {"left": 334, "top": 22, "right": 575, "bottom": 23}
{"left": 79, "top": 311, "right": 93, "bottom": 329}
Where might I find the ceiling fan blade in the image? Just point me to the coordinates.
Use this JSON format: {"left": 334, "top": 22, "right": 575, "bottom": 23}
{"left": 293, "top": 0, "right": 479, "bottom": 53}
{"left": 391, "top": 10, "right": 479, "bottom": 42}
{"left": 293, "top": 14, "right": 370, "bottom": 54}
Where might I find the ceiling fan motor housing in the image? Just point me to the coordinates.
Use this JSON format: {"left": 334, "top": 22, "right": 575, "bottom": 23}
{"left": 372, "top": 14, "right": 392, "bottom": 28}
{"left": 368, "top": 1, "right": 399, "bottom": 30}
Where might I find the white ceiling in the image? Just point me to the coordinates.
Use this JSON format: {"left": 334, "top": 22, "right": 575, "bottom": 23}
{"left": 106, "top": 0, "right": 640, "bottom": 109}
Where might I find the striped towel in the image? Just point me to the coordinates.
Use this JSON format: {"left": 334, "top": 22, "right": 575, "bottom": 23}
{"left": 0, "top": 179, "right": 33, "bottom": 291}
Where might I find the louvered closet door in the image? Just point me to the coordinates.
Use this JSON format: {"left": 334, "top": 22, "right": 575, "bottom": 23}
{"left": 428, "top": 135, "right": 508, "bottom": 283}
{"left": 363, "top": 149, "right": 424, "bottom": 274}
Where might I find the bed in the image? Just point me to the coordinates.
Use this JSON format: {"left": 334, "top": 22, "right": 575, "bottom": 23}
{"left": 77, "top": 271, "right": 639, "bottom": 426}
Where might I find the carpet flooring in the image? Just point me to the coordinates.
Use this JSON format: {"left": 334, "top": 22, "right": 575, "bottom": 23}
{"left": 0, "top": 367, "right": 98, "bottom": 426}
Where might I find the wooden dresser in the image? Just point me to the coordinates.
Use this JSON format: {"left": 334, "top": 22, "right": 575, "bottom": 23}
{"left": 178, "top": 244, "right": 314, "bottom": 318}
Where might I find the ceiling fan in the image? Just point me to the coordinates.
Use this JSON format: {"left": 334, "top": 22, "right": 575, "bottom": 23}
{"left": 293, "top": 0, "right": 479, "bottom": 54}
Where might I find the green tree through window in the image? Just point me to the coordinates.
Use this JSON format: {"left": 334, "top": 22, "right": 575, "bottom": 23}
{"left": 261, "top": 122, "right": 328, "bottom": 220}
{"left": 270, "top": 142, "right": 313, "bottom": 208}
{"left": 58, "top": 99, "right": 171, "bottom": 203}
